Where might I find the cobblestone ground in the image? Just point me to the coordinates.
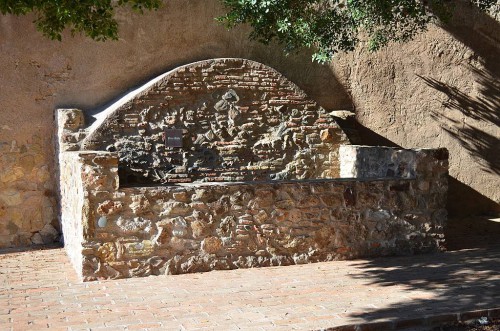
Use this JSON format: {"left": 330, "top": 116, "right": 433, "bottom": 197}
{"left": 1, "top": 245, "right": 499, "bottom": 330}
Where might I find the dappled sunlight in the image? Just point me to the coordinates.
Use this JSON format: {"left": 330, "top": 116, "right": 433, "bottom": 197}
{"left": 420, "top": 65, "right": 499, "bottom": 176}
{"left": 345, "top": 248, "right": 500, "bottom": 321}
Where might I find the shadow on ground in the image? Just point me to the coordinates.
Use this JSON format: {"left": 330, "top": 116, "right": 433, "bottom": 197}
{"left": 446, "top": 215, "right": 500, "bottom": 251}
{"left": 347, "top": 247, "right": 500, "bottom": 322}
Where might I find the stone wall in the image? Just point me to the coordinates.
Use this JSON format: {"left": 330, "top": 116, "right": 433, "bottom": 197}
{"left": 59, "top": 152, "right": 87, "bottom": 274}
{"left": 59, "top": 146, "right": 447, "bottom": 281}
{"left": 0, "top": 138, "right": 59, "bottom": 247}
{"left": 79, "top": 59, "right": 349, "bottom": 184}
{"left": 55, "top": 62, "right": 451, "bottom": 282}
{"left": 339, "top": 146, "right": 417, "bottom": 179}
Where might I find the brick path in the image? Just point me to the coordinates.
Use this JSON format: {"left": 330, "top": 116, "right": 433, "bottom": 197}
{"left": 1, "top": 246, "right": 499, "bottom": 330}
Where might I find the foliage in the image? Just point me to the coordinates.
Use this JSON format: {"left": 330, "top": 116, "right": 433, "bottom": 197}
{"left": 0, "top": 0, "right": 161, "bottom": 41}
{"left": 218, "top": 0, "right": 499, "bottom": 62}
{"left": 0, "top": 0, "right": 497, "bottom": 62}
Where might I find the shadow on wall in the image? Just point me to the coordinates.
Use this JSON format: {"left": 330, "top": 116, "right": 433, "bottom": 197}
{"left": 420, "top": 67, "right": 500, "bottom": 216}
{"left": 446, "top": 177, "right": 500, "bottom": 223}
{"left": 440, "top": 1, "right": 500, "bottom": 73}
{"left": 445, "top": 210, "right": 500, "bottom": 251}
{"left": 419, "top": 67, "right": 499, "bottom": 177}
{"left": 416, "top": 2, "right": 500, "bottom": 217}
{"left": 345, "top": 247, "right": 500, "bottom": 323}
{"left": 353, "top": 123, "right": 402, "bottom": 148}
{"left": 418, "top": 1, "right": 500, "bottom": 216}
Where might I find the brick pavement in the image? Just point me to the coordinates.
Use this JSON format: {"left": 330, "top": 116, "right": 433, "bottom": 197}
{"left": 1, "top": 245, "right": 499, "bottom": 330}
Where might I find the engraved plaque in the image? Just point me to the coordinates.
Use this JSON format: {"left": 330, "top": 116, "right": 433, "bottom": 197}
{"left": 164, "top": 129, "right": 183, "bottom": 148}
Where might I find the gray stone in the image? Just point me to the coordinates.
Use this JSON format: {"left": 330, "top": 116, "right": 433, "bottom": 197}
{"left": 39, "top": 224, "right": 59, "bottom": 243}
{"left": 31, "top": 233, "right": 44, "bottom": 245}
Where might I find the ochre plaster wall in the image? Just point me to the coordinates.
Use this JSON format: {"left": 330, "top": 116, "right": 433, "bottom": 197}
{"left": 331, "top": 3, "right": 499, "bottom": 216}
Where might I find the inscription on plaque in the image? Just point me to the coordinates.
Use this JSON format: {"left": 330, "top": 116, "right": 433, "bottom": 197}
{"left": 164, "top": 129, "right": 183, "bottom": 148}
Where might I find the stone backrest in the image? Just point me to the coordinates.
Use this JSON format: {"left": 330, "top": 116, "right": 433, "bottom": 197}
{"left": 61, "top": 59, "right": 350, "bottom": 185}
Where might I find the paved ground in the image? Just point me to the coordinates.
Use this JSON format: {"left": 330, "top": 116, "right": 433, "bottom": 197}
{"left": 1, "top": 242, "right": 499, "bottom": 331}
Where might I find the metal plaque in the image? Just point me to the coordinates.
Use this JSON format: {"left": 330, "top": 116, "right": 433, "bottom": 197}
{"left": 164, "top": 129, "right": 183, "bottom": 148}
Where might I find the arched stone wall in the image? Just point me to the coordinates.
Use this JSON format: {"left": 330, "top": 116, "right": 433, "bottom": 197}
{"left": 80, "top": 59, "right": 350, "bottom": 184}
